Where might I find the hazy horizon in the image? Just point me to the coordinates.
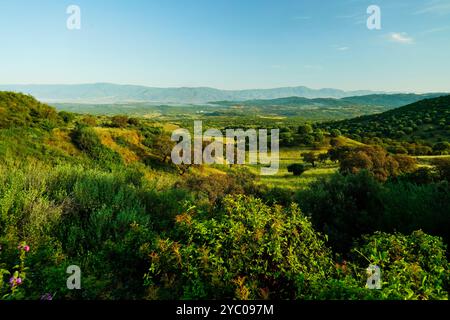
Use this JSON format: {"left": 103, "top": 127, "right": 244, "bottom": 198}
{"left": 0, "top": 82, "right": 446, "bottom": 95}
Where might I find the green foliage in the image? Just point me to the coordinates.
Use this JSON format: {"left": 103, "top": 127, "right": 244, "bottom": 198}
{"left": 0, "top": 242, "right": 29, "bottom": 300}
{"left": 58, "top": 111, "right": 76, "bottom": 124}
{"left": 0, "top": 91, "right": 59, "bottom": 130}
{"left": 433, "top": 142, "right": 450, "bottom": 155}
{"left": 297, "top": 171, "right": 450, "bottom": 253}
{"left": 322, "top": 95, "right": 450, "bottom": 155}
{"left": 330, "top": 129, "right": 341, "bottom": 137}
{"left": 0, "top": 91, "right": 448, "bottom": 301}
{"left": 0, "top": 163, "right": 192, "bottom": 299}
{"left": 287, "top": 163, "right": 307, "bottom": 176}
{"left": 432, "top": 158, "right": 450, "bottom": 181}
{"left": 303, "top": 152, "right": 318, "bottom": 167}
{"left": 334, "top": 145, "right": 417, "bottom": 181}
{"left": 350, "top": 231, "right": 448, "bottom": 300}
{"left": 110, "top": 115, "right": 129, "bottom": 128}
{"left": 145, "top": 195, "right": 334, "bottom": 299}
{"left": 71, "top": 125, "right": 122, "bottom": 165}
{"left": 298, "top": 124, "right": 313, "bottom": 135}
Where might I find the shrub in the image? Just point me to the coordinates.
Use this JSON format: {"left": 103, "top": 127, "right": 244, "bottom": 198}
{"left": 71, "top": 125, "right": 122, "bottom": 164}
{"left": 287, "top": 163, "right": 306, "bottom": 176}
{"left": 59, "top": 111, "right": 76, "bottom": 124}
{"left": 296, "top": 171, "right": 384, "bottom": 253}
{"left": 302, "top": 152, "right": 318, "bottom": 167}
{"left": 337, "top": 145, "right": 417, "bottom": 181}
{"left": 111, "top": 115, "right": 129, "bottom": 128}
{"left": 349, "top": 231, "right": 449, "bottom": 300}
{"left": 79, "top": 116, "right": 97, "bottom": 127}
{"left": 144, "top": 195, "right": 334, "bottom": 299}
{"left": 297, "top": 171, "right": 450, "bottom": 253}
{"left": 0, "top": 242, "right": 30, "bottom": 300}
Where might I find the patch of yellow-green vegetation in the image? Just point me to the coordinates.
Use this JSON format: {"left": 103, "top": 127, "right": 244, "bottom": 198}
{"left": 415, "top": 154, "right": 450, "bottom": 167}
{"left": 45, "top": 128, "right": 81, "bottom": 156}
{"left": 259, "top": 167, "right": 337, "bottom": 190}
{"left": 143, "top": 168, "right": 179, "bottom": 189}
{"left": 196, "top": 166, "right": 227, "bottom": 176}
{"left": 415, "top": 155, "right": 450, "bottom": 160}
{"left": 162, "top": 123, "right": 180, "bottom": 132}
{"left": 258, "top": 115, "right": 287, "bottom": 120}
{"left": 246, "top": 147, "right": 338, "bottom": 190}
{"left": 142, "top": 112, "right": 162, "bottom": 119}
{"left": 336, "top": 136, "right": 365, "bottom": 147}
{"left": 94, "top": 127, "right": 144, "bottom": 163}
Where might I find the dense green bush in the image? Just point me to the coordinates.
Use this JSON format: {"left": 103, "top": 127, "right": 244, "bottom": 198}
{"left": 0, "top": 92, "right": 59, "bottom": 129}
{"left": 0, "top": 163, "right": 448, "bottom": 300}
{"left": 175, "top": 167, "right": 259, "bottom": 207}
{"left": 71, "top": 125, "right": 122, "bottom": 165}
{"left": 296, "top": 171, "right": 450, "bottom": 253}
{"left": 287, "top": 163, "right": 306, "bottom": 176}
{"left": 349, "top": 231, "right": 448, "bottom": 300}
{"left": 0, "top": 163, "right": 191, "bottom": 299}
{"left": 144, "top": 195, "right": 335, "bottom": 299}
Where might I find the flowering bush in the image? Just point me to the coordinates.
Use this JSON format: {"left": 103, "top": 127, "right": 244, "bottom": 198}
{"left": 0, "top": 242, "right": 29, "bottom": 300}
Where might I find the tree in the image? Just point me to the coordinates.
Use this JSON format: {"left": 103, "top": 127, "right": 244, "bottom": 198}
{"left": 300, "top": 135, "right": 315, "bottom": 146}
{"left": 328, "top": 146, "right": 353, "bottom": 163}
{"left": 59, "top": 111, "right": 75, "bottom": 124}
{"left": 392, "top": 154, "right": 417, "bottom": 175}
{"left": 318, "top": 153, "right": 329, "bottom": 163}
{"left": 338, "top": 145, "right": 416, "bottom": 181}
{"left": 303, "top": 152, "right": 318, "bottom": 167}
{"left": 330, "top": 138, "right": 343, "bottom": 148}
{"left": 330, "top": 129, "right": 341, "bottom": 138}
{"left": 298, "top": 124, "right": 313, "bottom": 135}
{"left": 432, "top": 158, "right": 450, "bottom": 181}
{"left": 280, "top": 132, "right": 295, "bottom": 146}
{"left": 80, "top": 115, "right": 97, "bottom": 127}
{"left": 287, "top": 163, "right": 306, "bottom": 176}
{"left": 111, "top": 115, "right": 129, "bottom": 128}
{"left": 128, "top": 117, "right": 140, "bottom": 126}
{"left": 313, "top": 130, "right": 325, "bottom": 143}
{"left": 433, "top": 142, "right": 450, "bottom": 155}
{"left": 340, "top": 151, "right": 373, "bottom": 174}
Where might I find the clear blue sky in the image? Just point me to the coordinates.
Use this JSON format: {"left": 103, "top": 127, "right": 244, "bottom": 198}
{"left": 0, "top": 0, "right": 449, "bottom": 92}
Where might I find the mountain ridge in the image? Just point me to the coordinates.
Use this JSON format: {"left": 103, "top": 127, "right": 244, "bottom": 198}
{"left": 0, "top": 83, "right": 384, "bottom": 103}
{"left": 212, "top": 93, "right": 448, "bottom": 108}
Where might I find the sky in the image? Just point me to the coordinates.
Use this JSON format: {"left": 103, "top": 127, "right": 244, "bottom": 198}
{"left": 0, "top": 0, "right": 449, "bottom": 92}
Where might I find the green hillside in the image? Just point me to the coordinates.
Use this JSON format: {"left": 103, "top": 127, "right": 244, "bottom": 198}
{"left": 321, "top": 95, "right": 450, "bottom": 155}
{"left": 0, "top": 92, "right": 59, "bottom": 129}
{"left": 340, "top": 93, "right": 446, "bottom": 108}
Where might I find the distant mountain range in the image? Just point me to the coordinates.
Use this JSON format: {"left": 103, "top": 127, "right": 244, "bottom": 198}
{"left": 0, "top": 83, "right": 383, "bottom": 104}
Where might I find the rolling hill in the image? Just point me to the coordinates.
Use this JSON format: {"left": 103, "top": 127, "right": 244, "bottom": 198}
{"left": 213, "top": 93, "right": 446, "bottom": 109}
{"left": 321, "top": 95, "right": 450, "bottom": 154}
